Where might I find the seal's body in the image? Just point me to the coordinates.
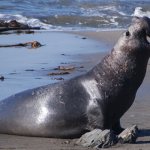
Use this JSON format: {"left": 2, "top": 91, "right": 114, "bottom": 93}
{"left": 0, "top": 17, "right": 150, "bottom": 138}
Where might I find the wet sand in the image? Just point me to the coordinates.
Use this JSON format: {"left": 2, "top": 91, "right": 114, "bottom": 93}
{"left": 0, "top": 31, "right": 105, "bottom": 100}
{"left": 0, "top": 30, "right": 150, "bottom": 149}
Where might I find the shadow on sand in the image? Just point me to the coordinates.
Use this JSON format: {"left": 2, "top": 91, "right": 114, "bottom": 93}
{"left": 136, "top": 129, "right": 150, "bottom": 144}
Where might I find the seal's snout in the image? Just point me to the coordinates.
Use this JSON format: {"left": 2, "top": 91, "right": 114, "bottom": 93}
{"left": 143, "top": 17, "right": 150, "bottom": 37}
{"left": 132, "top": 16, "right": 150, "bottom": 37}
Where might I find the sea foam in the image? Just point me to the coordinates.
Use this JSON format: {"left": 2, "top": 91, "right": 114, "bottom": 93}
{"left": 132, "top": 7, "right": 150, "bottom": 18}
{"left": 0, "top": 14, "right": 52, "bottom": 30}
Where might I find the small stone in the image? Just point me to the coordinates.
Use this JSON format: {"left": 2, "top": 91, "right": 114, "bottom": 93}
{"left": 9, "top": 72, "right": 17, "bottom": 75}
{"left": 53, "top": 77, "right": 64, "bottom": 80}
{"left": 35, "top": 78, "right": 42, "bottom": 79}
{"left": 64, "top": 140, "right": 70, "bottom": 144}
{"left": 25, "top": 30, "right": 34, "bottom": 34}
{"left": 0, "top": 75, "right": 4, "bottom": 81}
{"left": 25, "top": 69, "right": 35, "bottom": 71}
{"left": 82, "top": 37, "right": 87, "bottom": 39}
{"left": 61, "top": 62, "right": 69, "bottom": 64}
{"left": 118, "top": 125, "right": 139, "bottom": 144}
{"left": 79, "top": 65, "right": 84, "bottom": 68}
{"left": 76, "top": 129, "right": 117, "bottom": 149}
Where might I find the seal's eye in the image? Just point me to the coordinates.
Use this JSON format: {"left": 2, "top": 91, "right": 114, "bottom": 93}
{"left": 125, "top": 31, "right": 130, "bottom": 36}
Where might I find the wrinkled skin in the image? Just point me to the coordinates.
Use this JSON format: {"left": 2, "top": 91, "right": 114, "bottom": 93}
{"left": 0, "top": 17, "right": 150, "bottom": 138}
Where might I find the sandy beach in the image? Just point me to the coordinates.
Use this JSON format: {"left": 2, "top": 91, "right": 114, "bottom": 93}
{"left": 0, "top": 30, "right": 150, "bottom": 150}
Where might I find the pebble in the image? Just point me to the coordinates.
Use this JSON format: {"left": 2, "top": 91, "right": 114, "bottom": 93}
{"left": 25, "top": 69, "right": 35, "bottom": 71}
{"left": 48, "top": 71, "right": 70, "bottom": 76}
{"left": 0, "top": 75, "right": 4, "bottom": 81}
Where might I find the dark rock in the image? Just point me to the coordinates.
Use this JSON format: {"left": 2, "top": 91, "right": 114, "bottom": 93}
{"left": 16, "top": 30, "right": 35, "bottom": 34}
{"left": 79, "top": 65, "right": 84, "bottom": 68}
{"left": 0, "top": 20, "right": 7, "bottom": 27}
{"left": 35, "top": 78, "right": 42, "bottom": 80}
{"left": 0, "top": 75, "right": 4, "bottom": 81}
{"left": 8, "top": 20, "right": 29, "bottom": 28}
{"left": 0, "top": 20, "right": 27, "bottom": 28}
{"left": 53, "top": 77, "right": 64, "bottom": 80}
{"left": 82, "top": 37, "right": 87, "bottom": 39}
{"left": 48, "top": 71, "right": 70, "bottom": 76}
{"left": 9, "top": 72, "right": 17, "bottom": 75}
{"left": 61, "top": 62, "right": 70, "bottom": 64}
{"left": 25, "top": 69, "right": 35, "bottom": 72}
{"left": 118, "top": 125, "right": 139, "bottom": 144}
{"left": 76, "top": 129, "right": 118, "bottom": 149}
{"left": 0, "top": 20, "right": 40, "bottom": 33}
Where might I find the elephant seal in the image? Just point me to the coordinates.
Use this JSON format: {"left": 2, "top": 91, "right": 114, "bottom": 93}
{"left": 0, "top": 17, "right": 150, "bottom": 138}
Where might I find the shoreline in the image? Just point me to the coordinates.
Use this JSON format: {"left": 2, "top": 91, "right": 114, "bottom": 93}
{"left": 0, "top": 30, "right": 150, "bottom": 149}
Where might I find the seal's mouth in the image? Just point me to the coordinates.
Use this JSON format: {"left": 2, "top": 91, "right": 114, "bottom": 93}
{"left": 142, "top": 17, "right": 150, "bottom": 44}
{"left": 145, "top": 33, "right": 150, "bottom": 45}
{"left": 145, "top": 27, "right": 150, "bottom": 44}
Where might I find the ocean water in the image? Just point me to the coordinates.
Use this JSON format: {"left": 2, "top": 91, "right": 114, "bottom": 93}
{"left": 0, "top": 0, "right": 150, "bottom": 31}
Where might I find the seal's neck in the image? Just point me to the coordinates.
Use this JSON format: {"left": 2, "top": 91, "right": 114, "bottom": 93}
{"left": 90, "top": 48, "right": 149, "bottom": 91}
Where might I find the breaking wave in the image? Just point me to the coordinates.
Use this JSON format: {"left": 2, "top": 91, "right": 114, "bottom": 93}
{"left": 0, "top": 0, "right": 150, "bottom": 31}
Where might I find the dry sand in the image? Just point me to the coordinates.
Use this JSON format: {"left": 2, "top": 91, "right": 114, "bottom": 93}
{"left": 0, "top": 30, "right": 150, "bottom": 150}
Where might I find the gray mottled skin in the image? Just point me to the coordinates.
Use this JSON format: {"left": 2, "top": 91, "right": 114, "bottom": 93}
{"left": 0, "top": 17, "right": 150, "bottom": 138}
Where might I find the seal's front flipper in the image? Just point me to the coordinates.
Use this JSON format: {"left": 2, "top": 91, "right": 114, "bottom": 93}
{"left": 112, "top": 120, "right": 124, "bottom": 135}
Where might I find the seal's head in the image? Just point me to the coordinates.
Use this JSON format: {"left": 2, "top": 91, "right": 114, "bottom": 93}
{"left": 113, "top": 17, "right": 150, "bottom": 60}
{"left": 131, "top": 16, "right": 150, "bottom": 37}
